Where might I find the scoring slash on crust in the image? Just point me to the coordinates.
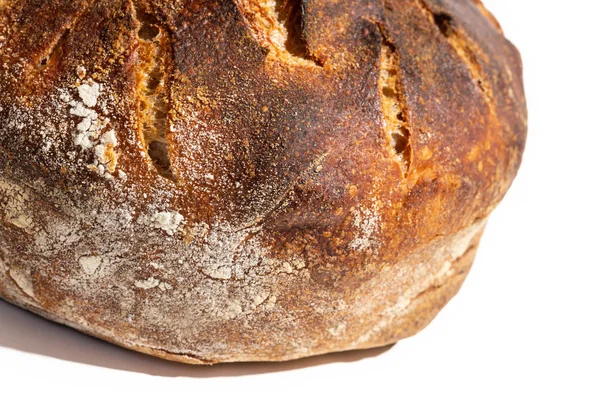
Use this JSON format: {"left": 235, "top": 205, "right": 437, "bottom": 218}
{"left": 415, "top": 0, "right": 495, "bottom": 109}
{"left": 375, "top": 22, "right": 413, "bottom": 178}
{"left": 26, "top": 1, "right": 99, "bottom": 85}
{"left": 133, "top": 1, "right": 176, "bottom": 181}
{"left": 235, "top": 0, "right": 323, "bottom": 67}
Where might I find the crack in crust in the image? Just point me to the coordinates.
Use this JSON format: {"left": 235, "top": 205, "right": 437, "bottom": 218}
{"left": 132, "top": 343, "right": 219, "bottom": 365}
{"left": 25, "top": 0, "right": 97, "bottom": 84}
{"left": 235, "top": 0, "right": 323, "bottom": 67}
{"left": 235, "top": 150, "right": 330, "bottom": 231}
{"left": 415, "top": 0, "right": 495, "bottom": 108}
{"left": 376, "top": 22, "right": 412, "bottom": 178}
{"left": 133, "top": 1, "right": 176, "bottom": 181}
{"left": 38, "top": 26, "right": 71, "bottom": 69}
{"left": 7, "top": 267, "right": 36, "bottom": 302}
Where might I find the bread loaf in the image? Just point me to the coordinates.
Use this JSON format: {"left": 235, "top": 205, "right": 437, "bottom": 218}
{"left": 0, "top": 0, "right": 526, "bottom": 364}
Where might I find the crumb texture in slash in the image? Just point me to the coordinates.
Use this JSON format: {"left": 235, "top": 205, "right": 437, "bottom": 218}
{"left": 134, "top": 3, "right": 176, "bottom": 181}
{"left": 235, "top": 0, "right": 321, "bottom": 66}
{"left": 378, "top": 27, "right": 412, "bottom": 176}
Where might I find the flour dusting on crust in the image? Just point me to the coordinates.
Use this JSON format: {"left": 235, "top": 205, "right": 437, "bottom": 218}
{"left": 0, "top": 0, "right": 525, "bottom": 364}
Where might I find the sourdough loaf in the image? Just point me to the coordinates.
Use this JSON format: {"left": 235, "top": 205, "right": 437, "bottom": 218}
{"left": 0, "top": 0, "right": 526, "bottom": 363}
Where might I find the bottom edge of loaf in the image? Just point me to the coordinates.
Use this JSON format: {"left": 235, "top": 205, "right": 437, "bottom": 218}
{"left": 0, "top": 233, "right": 481, "bottom": 365}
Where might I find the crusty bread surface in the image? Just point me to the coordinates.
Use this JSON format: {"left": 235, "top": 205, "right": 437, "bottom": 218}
{"left": 0, "top": 0, "right": 526, "bottom": 363}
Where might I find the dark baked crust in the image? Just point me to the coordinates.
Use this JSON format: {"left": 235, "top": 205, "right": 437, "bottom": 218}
{"left": 0, "top": 0, "right": 526, "bottom": 363}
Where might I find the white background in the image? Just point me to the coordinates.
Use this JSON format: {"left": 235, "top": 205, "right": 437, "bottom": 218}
{"left": 1, "top": 1, "right": 599, "bottom": 398}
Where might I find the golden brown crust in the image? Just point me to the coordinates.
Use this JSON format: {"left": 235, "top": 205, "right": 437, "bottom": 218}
{"left": 0, "top": 0, "right": 526, "bottom": 363}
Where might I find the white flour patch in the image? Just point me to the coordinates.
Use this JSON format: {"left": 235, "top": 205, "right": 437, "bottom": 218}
{"left": 0, "top": 178, "right": 34, "bottom": 231}
{"left": 67, "top": 84, "right": 105, "bottom": 151}
{"left": 93, "top": 130, "right": 119, "bottom": 173}
{"left": 197, "top": 225, "right": 262, "bottom": 280}
{"left": 252, "top": 291, "right": 269, "bottom": 306}
{"left": 76, "top": 65, "right": 87, "bottom": 79}
{"left": 79, "top": 256, "right": 102, "bottom": 275}
{"left": 135, "top": 277, "right": 160, "bottom": 290}
{"left": 9, "top": 268, "right": 36, "bottom": 300}
{"left": 140, "top": 211, "right": 186, "bottom": 236}
{"left": 77, "top": 82, "right": 101, "bottom": 107}
{"left": 215, "top": 300, "right": 244, "bottom": 320}
{"left": 100, "top": 130, "right": 117, "bottom": 146}
{"left": 60, "top": 77, "right": 120, "bottom": 179}
{"left": 349, "top": 205, "right": 381, "bottom": 252}
{"left": 150, "top": 262, "right": 165, "bottom": 270}
{"left": 328, "top": 323, "right": 347, "bottom": 337}
{"left": 203, "top": 265, "right": 232, "bottom": 280}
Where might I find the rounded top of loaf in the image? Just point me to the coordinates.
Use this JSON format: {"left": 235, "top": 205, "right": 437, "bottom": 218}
{"left": 0, "top": 0, "right": 526, "bottom": 363}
